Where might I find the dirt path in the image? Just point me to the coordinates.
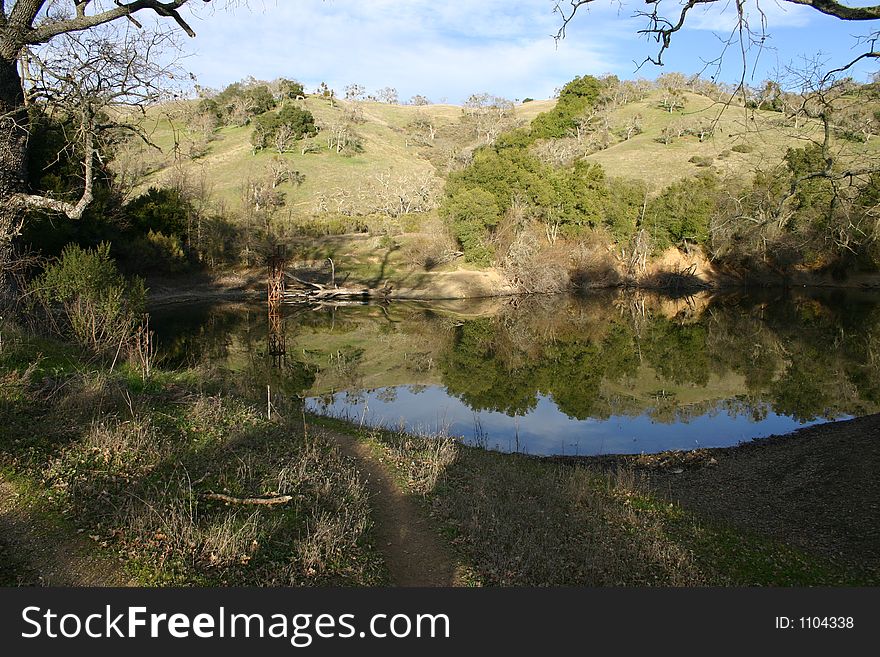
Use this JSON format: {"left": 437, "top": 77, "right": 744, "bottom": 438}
{"left": 0, "top": 479, "right": 134, "bottom": 587}
{"left": 321, "top": 429, "right": 465, "bottom": 587}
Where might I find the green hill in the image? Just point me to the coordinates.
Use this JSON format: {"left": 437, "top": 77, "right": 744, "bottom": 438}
{"left": 128, "top": 96, "right": 556, "bottom": 214}
{"left": 110, "top": 77, "right": 880, "bottom": 294}
{"left": 129, "top": 90, "right": 826, "bottom": 214}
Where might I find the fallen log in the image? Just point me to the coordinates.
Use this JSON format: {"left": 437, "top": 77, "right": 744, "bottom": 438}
{"left": 202, "top": 493, "right": 293, "bottom": 506}
{"left": 283, "top": 273, "right": 391, "bottom": 302}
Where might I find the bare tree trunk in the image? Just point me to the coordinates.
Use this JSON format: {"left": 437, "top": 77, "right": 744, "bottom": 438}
{"left": 0, "top": 52, "right": 28, "bottom": 277}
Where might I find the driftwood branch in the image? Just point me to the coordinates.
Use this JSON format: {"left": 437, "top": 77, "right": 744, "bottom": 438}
{"left": 283, "top": 273, "right": 391, "bottom": 302}
{"left": 202, "top": 492, "right": 293, "bottom": 506}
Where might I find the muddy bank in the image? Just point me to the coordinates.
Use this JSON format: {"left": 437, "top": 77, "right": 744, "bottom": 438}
{"left": 146, "top": 271, "right": 264, "bottom": 307}
{"left": 564, "top": 414, "right": 880, "bottom": 579}
{"left": 145, "top": 259, "right": 880, "bottom": 309}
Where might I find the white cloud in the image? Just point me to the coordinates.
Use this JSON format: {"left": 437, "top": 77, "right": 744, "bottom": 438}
{"left": 685, "top": 0, "right": 812, "bottom": 32}
{"left": 178, "top": 0, "right": 617, "bottom": 101}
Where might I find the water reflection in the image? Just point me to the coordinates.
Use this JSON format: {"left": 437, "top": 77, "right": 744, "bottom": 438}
{"left": 149, "top": 289, "right": 880, "bottom": 456}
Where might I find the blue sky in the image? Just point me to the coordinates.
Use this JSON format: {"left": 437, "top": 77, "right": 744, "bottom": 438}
{"left": 174, "top": 0, "right": 880, "bottom": 102}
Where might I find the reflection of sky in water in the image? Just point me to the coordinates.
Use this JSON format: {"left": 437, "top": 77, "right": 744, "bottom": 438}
{"left": 306, "top": 385, "right": 834, "bottom": 456}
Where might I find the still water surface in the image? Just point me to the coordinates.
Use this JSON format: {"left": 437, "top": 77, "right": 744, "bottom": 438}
{"left": 149, "top": 289, "right": 879, "bottom": 456}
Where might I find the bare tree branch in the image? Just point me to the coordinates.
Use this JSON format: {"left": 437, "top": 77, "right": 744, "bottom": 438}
{"left": 10, "top": 24, "right": 180, "bottom": 218}
{"left": 555, "top": 0, "right": 880, "bottom": 70}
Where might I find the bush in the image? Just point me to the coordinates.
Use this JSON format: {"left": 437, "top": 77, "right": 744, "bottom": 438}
{"left": 251, "top": 106, "right": 317, "bottom": 152}
{"left": 403, "top": 230, "right": 456, "bottom": 271}
{"left": 33, "top": 243, "right": 146, "bottom": 354}
{"left": 602, "top": 178, "right": 647, "bottom": 243}
{"left": 731, "top": 144, "right": 754, "bottom": 153}
{"left": 440, "top": 188, "right": 501, "bottom": 265}
{"left": 644, "top": 172, "right": 719, "bottom": 251}
{"left": 531, "top": 76, "right": 604, "bottom": 140}
{"left": 689, "top": 155, "right": 714, "bottom": 167}
{"left": 123, "top": 231, "right": 190, "bottom": 274}
{"left": 501, "top": 228, "right": 570, "bottom": 293}
{"left": 124, "top": 187, "right": 192, "bottom": 238}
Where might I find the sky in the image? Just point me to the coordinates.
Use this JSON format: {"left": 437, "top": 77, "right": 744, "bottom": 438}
{"left": 169, "top": 0, "right": 880, "bottom": 102}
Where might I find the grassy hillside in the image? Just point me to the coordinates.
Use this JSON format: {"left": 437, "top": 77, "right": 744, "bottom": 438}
{"left": 587, "top": 91, "right": 815, "bottom": 187}
{"left": 107, "top": 79, "right": 880, "bottom": 293}
{"left": 130, "top": 97, "right": 554, "bottom": 215}
{"left": 131, "top": 91, "right": 825, "bottom": 213}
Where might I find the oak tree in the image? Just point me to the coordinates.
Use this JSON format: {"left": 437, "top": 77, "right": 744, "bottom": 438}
{"left": 0, "top": 0, "right": 228, "bottom": 267}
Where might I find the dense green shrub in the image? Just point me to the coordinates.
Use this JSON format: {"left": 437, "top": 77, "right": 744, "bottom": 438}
{"left": 440, "top": 188, "right": 500, "bottom": 265}
{"left": 123, "top": 231, "right": 189, "bottom": 274}
{"left": 124, "top": 187, "right": 192, "bottom": 238}
{"left": 442, "top": 80, "right": 617, "bottom": 259}
{"left": 689, "top": 155, "right": 713, "bottom": 167}
{"left": 277, "top": 78, "right": 306, "bottom": 100}
{"left": 34, "top": 243, "right": 146, "bottom": 354}
{"left": 531, "top": 76, "right": 604, "bottom": 140}
{"left": 201, "top": 81, "right": 278, "bottom": 127}
{"left": 251, "top": 106, "right": 318, "bottom": 152}
{"left": 602, "top": 178, "right": 648, "bottom": 243}
{"left": 644, "top": 172, "right": 718, "bottom": 250}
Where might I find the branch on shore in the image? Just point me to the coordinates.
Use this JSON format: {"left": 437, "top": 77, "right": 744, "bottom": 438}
{"left": 283, "top": 273, "right": 391, "bottom": 302}
{"left": 202, "top": 492, "right": 293, "bottom": 506}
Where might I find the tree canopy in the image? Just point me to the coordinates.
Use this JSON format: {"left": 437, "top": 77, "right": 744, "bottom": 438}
{"left": 0, "top": 1, "right": 230, "bottom": 269}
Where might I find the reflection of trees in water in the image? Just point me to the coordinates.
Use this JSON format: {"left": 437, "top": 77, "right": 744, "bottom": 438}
{"left": 152, "top": 291, "right": 880, "bottom": 424}
{"left": 151, "top": 304, "right": 252, "bottom": 368}
{"left": 151, "top": 302, "right": 316, "bottom": 399}
{"left": 440, "top": 291, "right": 880, "bottom": 423}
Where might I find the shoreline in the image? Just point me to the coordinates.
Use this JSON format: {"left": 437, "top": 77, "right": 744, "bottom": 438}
{"left": 312, "top": 414, "right": 880, "bottom": 585}
{"left": 145, "top": 269, "right": 880, "bottom": 307}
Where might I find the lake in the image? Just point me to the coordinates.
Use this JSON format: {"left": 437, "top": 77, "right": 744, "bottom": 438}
{"left": 149, "top": 288, "right": 880, "bottom": 456}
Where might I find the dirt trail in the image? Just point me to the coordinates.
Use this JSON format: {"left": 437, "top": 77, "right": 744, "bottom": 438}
{"left": 322, "top": 429, "right": 465, "bottom": 587}
{"left": 0, "top": 479, "right": 134, "bottom": 587}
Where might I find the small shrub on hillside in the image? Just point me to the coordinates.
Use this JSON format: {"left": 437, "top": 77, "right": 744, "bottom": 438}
{"left": 251, "top": 106, "right": 318, "bottom": 152}
{"left": 731, "top": 144, "right": 754, "bottom": 154}
{"left": 689, "top": 155, "right": 713, "bottom": 167}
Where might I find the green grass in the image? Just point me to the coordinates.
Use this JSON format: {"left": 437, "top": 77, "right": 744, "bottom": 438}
{"left": 131, "top": 97, "right": 461, "bottom": 214}
{"left": 312, "top": 415, "right": 873, "bottom": 586}
{"left": 0, "top": 329, "right": 386, "bottom": 586}
{"left": 588, "top": 91, "right": 818, "bottom": 188}
{"left": 130, "top": 90, "right": 853, "bottom": 221}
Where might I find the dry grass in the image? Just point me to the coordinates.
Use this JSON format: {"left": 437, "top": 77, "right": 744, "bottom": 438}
{"left": 0, "top": 340, "right": 385, "bottom": 586}
{"left": 348, "top": 414, "right": 859, "bottom": 586}
{"left": 366, "top": 427, "right": 459, "bottom": 495}
{"left": 585, "top": 90, "right": 839, "bottom": 189}
{"left": 349, "top": 419, "right": 702, "bottom": 585}
{"left": 425, "top": 446, "right": 705, "bottom": 586}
